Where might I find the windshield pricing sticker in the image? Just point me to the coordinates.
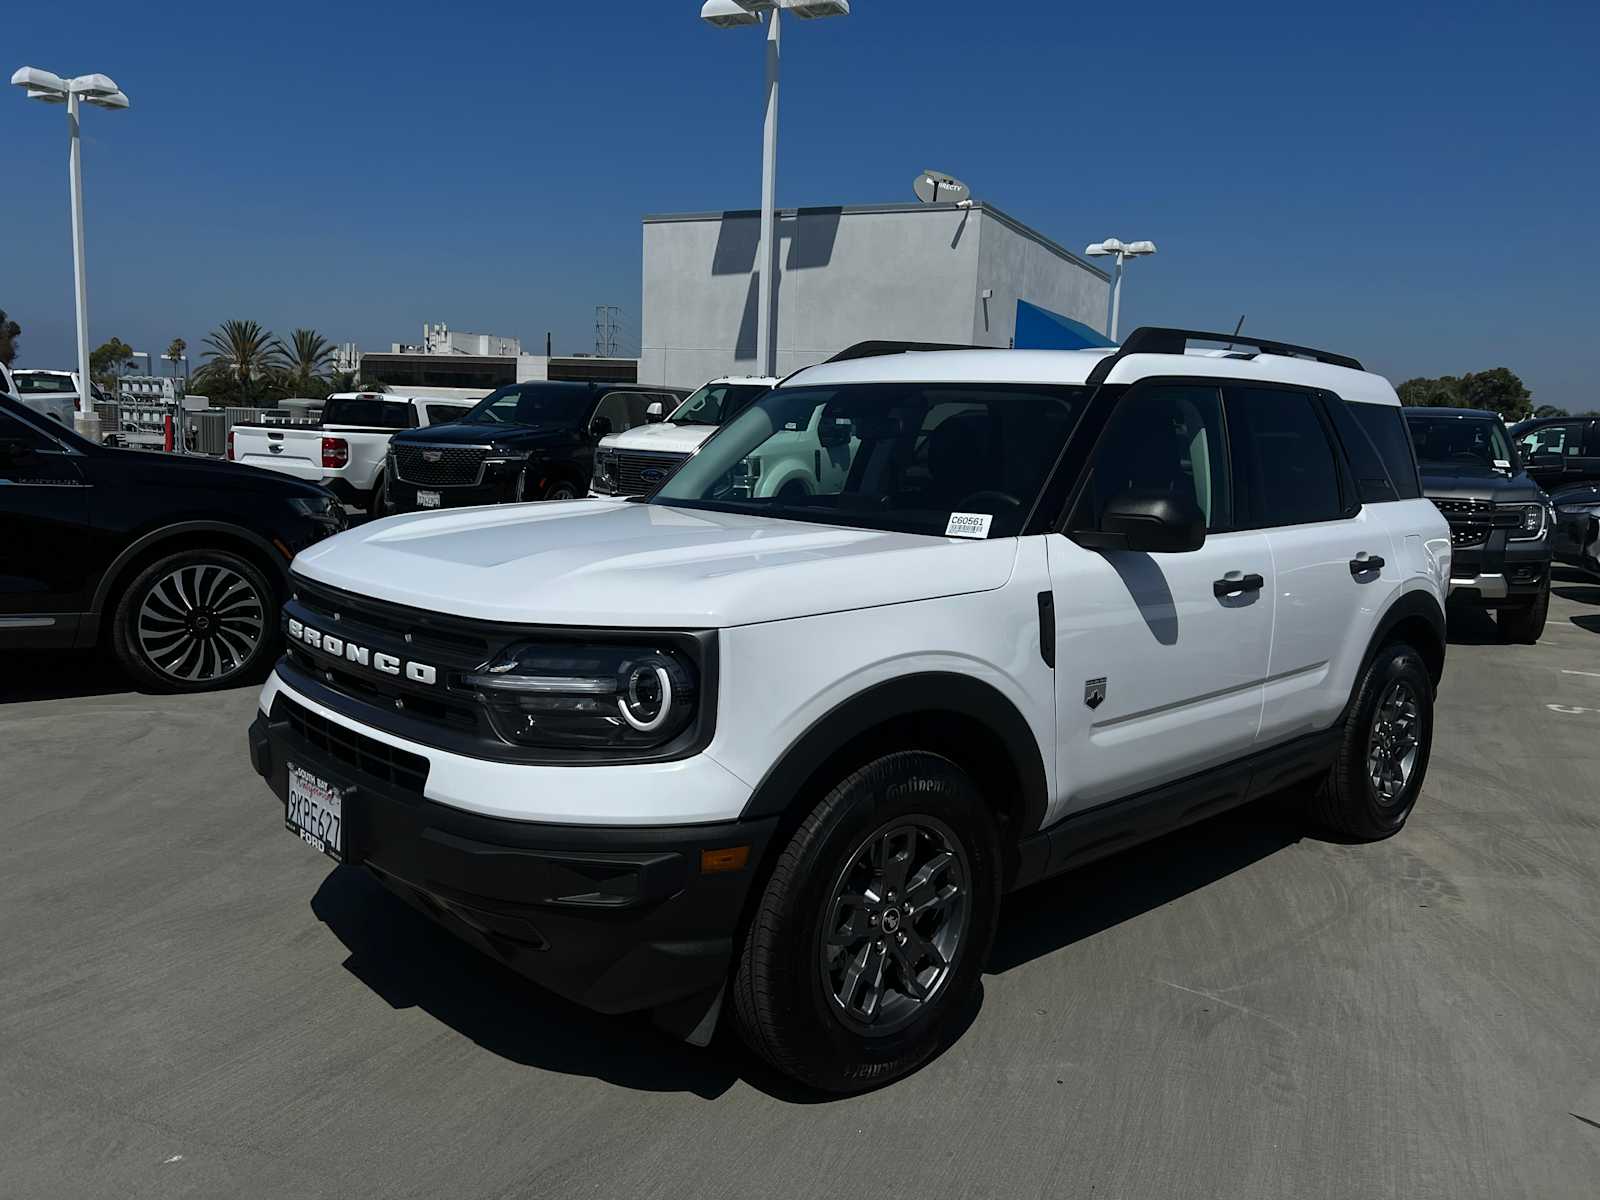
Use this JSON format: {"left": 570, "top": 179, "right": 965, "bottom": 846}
{"left": 945, "top": 512, "right": 994, "bottom": 539}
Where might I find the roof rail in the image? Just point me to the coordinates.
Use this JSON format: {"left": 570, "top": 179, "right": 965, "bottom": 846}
{"left": 825, "top": 340, "right": 982, "bottom": 364}
{"left": 1086, "top": 326, "right": 1363, "bottom": 385}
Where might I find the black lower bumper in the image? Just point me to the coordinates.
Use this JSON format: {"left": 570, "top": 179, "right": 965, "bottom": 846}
{"left": 1449, "top": 532, "right": 1550, "bottom": 607}
{"left": 248, "top": 707, "right": 776, "bottom": 1017}
{"left": 387, "top": 471, "right": 518, "bottom": 513}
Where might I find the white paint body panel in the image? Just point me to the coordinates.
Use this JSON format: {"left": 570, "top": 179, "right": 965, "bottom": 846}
{"left": 232, "top": 394, "right": 457, "bottom": 496}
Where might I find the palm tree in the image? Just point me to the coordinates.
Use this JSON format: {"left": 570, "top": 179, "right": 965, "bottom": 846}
{"left": 194, "top": 320, "right": 284, "bottom": 395}
{"left": 165, "top": 337, "right": 187, "bottom": 380}
{"left": 279, "top": 328, "right": 336, "bottom": 396}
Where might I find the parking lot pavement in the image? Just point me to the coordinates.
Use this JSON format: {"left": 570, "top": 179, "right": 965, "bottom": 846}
{"left": 2, "top": 573, "right": 1598, "bottom": 1200}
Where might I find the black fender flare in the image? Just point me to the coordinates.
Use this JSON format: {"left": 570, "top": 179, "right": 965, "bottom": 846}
{"left": 738, "top": 672, "right": 1050, "bottom": 835}
{"left": 88, "top": 520, "right": 288, "bottom": 619}
{"left": 1363, "top": 586, "right": 1447, "bottom": 687}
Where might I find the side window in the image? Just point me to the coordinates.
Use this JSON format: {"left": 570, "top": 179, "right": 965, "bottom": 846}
{"left": 1519, "top": 423, "right": 1580, "bottom": 459}
{"left": 590, "top": 392, "right": 636, "bottom": 436}
{"left": 0, "top": 410, "right": 55, "bottom": 452}
{"left": 425, "top": 404, "right": 468, "bottom": 425}
{"left": 1349, "top": 402, "right": 1421, "bottom": 499}
{"left": 1326, "top": 398, "right": 1399, "bottom": 503}
{"left": 1225, "top": 387, "right": 1345, "bottom": 528}
{"left": 1076, "top": 385, "right": 1231, "bottom": 532}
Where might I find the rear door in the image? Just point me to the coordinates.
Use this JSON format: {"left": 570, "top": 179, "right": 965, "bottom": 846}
{"left": 1050, "top": 381, "right": 1274, "bottom": 810}
{"left": 1227, "top": 385, "right": 1390, "bottom": 745}
{"left": 0, "top": 408, "right": 93, "bottom": 629}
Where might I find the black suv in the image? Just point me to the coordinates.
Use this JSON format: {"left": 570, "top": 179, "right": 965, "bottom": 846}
{"left": 1507, "top": 416, "right": 1600, "bottom": 492}
{"left": 384, "top": 381, "right": 684, "bottom": 512}
{"left": 1403, "top": 406, "right": 1552, "bottom": 642}
{"left": 0, "top": 392, "right": 345, "bottom": 691}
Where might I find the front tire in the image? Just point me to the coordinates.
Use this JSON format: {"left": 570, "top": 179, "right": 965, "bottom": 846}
{"left": 1497, "top": 577, "right": 1549, "bottom": 644}
{"left": 543, "top": 478, "right": 579, "bottom": 502}
{"left": 1310, "top": 643, "right": 1434, "bottom": 840}
{"left": 111, "top": 549, "right": 276, "bottom": 693}
{"left": 732, "top": 752, "right": 1000, "bottom": 1093}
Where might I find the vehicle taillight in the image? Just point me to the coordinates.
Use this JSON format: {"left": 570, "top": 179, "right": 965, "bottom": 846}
{"left": 226, "top": 430, "right": 235, "bottom": 460}
{"left": 322, "top": 437, "right": 349, "bottom": 469}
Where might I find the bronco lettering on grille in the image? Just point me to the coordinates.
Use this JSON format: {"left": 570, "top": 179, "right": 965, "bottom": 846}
{"left": 287, "top": 618, "right": 438, "bottom": 686}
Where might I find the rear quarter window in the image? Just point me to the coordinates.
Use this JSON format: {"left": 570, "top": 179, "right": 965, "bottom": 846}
{"left": 322, "top": 397, "right": 414, "bottom": 428}
{"left": 1348, "top": 402, "right": 1421, "bottom": 499}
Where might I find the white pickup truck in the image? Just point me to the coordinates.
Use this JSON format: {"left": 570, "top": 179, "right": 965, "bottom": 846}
{"left": 229, "top": 392, "right": 475, "bottom": 515}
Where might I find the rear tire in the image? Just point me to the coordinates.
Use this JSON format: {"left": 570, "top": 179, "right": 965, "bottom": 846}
{"left": 111, "top": 548, "right": 277, "bottom": 693}
{"left": 1310, "top": 643, "right": 1433, "bottom": 840}
{"left": 369, "top": 474, "right": 390, "bottom": 519}
{"left": 543, "top": 478, "right": 579, "bottom": 502}
{"left": 731, "top": 752, "right": 1000, "bottom": 1093}
{"left": 1497, "top": 577, "right": 1549, "bottom": 644}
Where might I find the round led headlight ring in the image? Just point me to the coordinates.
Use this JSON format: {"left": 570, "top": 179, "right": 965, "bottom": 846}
{"left": 618, "top": 663, "right": 673, "bottom": 732}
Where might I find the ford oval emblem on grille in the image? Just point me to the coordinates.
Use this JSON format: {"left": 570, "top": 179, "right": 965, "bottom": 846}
{"left": 422, "top": 450, "right": 443, "bottom": 463}
{"left": 640, "top": 467, "right": 665, "bottom": 484}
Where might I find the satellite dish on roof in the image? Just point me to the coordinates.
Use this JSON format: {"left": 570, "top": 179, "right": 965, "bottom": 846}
{"left": 913, "top": 170, "right": 971, "bottom": 205}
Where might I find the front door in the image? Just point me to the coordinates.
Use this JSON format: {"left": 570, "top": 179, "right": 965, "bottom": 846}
{"left": 0, "top": 409, "right": 93, "bottom": 633}
{"left": 1049, "top": 382, "right": 1274, "bottom": 813}
{"left": 1516, "top": 421, "right": 1589, "bottom": 490}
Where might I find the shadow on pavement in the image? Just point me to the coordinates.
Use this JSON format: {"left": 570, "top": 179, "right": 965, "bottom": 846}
{"left": 989, "top": 795, "right": 1305, "bottom": 973}
{"left": 313, "top": 797, "right": 1303, "bottom": 1101}
{"left": 0, "top": 649, "right": 132, "bottom": 704}
{"left": 1571, "top": 614, "right": 1600, "bottom": 637}
{"left": 1553, "top": 584, "right": 1600, "bottom": 606}
{"left": 1444, "top": 602, "right": 1505, "bottom": 646}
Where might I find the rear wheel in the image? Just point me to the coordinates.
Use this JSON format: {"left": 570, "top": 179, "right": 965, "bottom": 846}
{"left": 732, "top": 752, "right": 1000, "bottom": 1093}
{"left": 369, "top": 474, "right": 391, "bottom": 518}
{"left": 543, "top": 478, "right": 579, "bottom": 501}
{"left": 1497, "top": 577, "right": 1549, "bottom": 644}
{"left": 111, "top": 549, "right": 276, "bottom": 693}
{"left": 1310, "top": 643, "right": 1433, "bottom": 839}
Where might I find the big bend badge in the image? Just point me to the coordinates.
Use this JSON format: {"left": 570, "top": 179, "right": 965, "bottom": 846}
{"left": 1084, "top": 677, "right": 1107, "bottom": 710}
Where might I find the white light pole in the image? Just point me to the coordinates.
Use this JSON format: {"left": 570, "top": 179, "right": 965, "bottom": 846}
{"left": 11, "top": 67, "right": 130, "bottom": 444}
{"left": 700, "top": 0, "right": 850, "bottom": 378}
{"left": 1084, "top": 238, "right": 1157, "bottom": 342}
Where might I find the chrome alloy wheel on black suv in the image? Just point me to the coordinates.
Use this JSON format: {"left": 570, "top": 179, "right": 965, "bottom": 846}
{"left": 112, "top": 549, "right": 275, "bottom": 692}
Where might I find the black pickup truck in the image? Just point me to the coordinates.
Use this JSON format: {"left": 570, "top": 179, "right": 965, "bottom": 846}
{"left": 1403, "top": 406, "right": 1553, "bottom": 642}
{"left": 383, "top": 381, "right": 685, "bottom": 512}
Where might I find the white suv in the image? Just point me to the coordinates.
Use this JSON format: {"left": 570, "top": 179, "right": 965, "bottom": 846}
{"left": 589, "top": 375, "right": 776, "bottom": 498}
{"left": 249, "top": 328, "right": 1450, "bottom": 1093}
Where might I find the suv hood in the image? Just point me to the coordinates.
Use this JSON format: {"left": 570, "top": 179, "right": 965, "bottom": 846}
{"left": 599, "top": 422, "right": 716, "bottom": 456}
{"left": 292, "top": 500, "right": 1019, "bottom": 628}
{"left": 1418, "top": 467, "right": 1543, "bottom": 504}
{"left": 391, "top": 421, "right": 568, "bottom": 448}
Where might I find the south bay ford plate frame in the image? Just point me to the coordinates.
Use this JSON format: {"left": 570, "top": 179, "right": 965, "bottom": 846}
{"left": 286, "top": 762, "right": 344, "bottom": 860}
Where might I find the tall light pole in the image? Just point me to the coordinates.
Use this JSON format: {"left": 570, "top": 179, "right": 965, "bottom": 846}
{"left": 11, "top": 67, "right": 130, "bottom": 443}
{"left": 1084, "top": 238, "right": 1157, "bottom": 342}
{"left": 700, "top": 1, "right": 850, "bottom": 378}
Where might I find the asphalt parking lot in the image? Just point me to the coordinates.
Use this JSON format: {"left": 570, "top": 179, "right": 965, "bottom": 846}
{"left": 3, "top": 571, "right": 1598, "bottom": 1199}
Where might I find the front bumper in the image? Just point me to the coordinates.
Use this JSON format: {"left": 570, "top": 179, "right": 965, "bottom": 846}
{"left": 1447, "top": 532, "right": 1550, "bottom": 605}
{"left": 248, "top": 702, "right": 777, "bottom": 1017}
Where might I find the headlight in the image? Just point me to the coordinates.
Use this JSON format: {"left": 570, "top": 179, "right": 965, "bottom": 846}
{"left": 592, "top": 449, "right": 617, "bottom": 493}
{"left": 464, "top": 642, "right": 698, "bottom": 750}
{"left": 1556, "top": 502, "right": 1600, "bottom": 516}
{"left": 1508, "top": 502, "right": 1547, "bottom": 540}
{"left": 287, "top": 495, "right": 345, "bottom": 526}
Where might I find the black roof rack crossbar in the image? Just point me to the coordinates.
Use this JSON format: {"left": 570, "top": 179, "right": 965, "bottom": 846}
{"left": 825, "top": 340, "right": 982, "bottom": 364}
{"left": 1086, "top": 326, "right": 1363, "bottom": 385}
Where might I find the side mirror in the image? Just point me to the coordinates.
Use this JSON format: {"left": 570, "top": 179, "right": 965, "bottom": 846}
{"left": 1085, "top": 490, "right": 1207, "bottom": 553}
{"left": 0, "top": 436, "right": 36, "bottom": 465}
{"left": 589, "top": 416, "right": 613, "bottom": 438}
{"left": 644, "top": 402, "right": 665, "bottom": 424}
{"left": 817, "top": 416, "right": 853, "bottom": 448}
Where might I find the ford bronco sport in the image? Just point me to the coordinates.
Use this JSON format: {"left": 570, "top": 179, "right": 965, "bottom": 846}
{"left": 248, "top": 328, "right": 1450, "bottom": 1092}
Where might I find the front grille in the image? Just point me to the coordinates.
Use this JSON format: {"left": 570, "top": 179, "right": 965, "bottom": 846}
{"left": 392, "top": 443, "right": 489, "bottom": 487}
{"left": 1430, "top": 497, "right": 1518, "bottom": 549}
{"left": 278, "top": 696, "right": 429, "bottom": 794}
{"left": 614, "top": 450, "right": 689, "bottom": 497}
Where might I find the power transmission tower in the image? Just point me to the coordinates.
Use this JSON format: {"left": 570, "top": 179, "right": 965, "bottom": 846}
{"left": 594, "top": 306, "right": 622, "bottom": 357}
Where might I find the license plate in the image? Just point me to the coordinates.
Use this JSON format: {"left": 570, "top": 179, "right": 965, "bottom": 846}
{"left": 417, "top": 490, "right": 441, "bottom": 508}
{"left": 286, "top": 761, "right": 344, "bottom": 861}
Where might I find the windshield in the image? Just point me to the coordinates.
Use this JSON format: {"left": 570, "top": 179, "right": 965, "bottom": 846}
{"left": 669, "top": 382, "right": 769, "bottom": 427}
{"left": 1404, "top": 412, "right": 1517, "bottom": 471}
{"left": 322, "top": 396, "right": 412, "bottom": 428}
{"left": 651, "top": 382, "right": 1087, "bottom": 537}
{"left": 460, "top": 383, "right": 593, "bottom": 427}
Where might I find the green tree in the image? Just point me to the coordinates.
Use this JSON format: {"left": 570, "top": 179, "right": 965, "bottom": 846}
{"left": 193, "top": 320, "right": 285, "bottom": 405}
{"left": 165, "top": 337, "right": 187, "bottom": 379}
{"left": 90, "top": 337, "right": 138, "bottom": 390}
{"left": 1534, "top": 404, "right": 1567, "bottom": 418}
{"left": 326, "top": 369, "right": 386, "bottom": 395}
{"left": 1396, "top": 367, "right": 1532, "bottom": 420}
{"left": 279, "top": 328, "right": 336, "bottom": 397}
{"left": 0, "top": 309, "right": 20, "bottom": 367}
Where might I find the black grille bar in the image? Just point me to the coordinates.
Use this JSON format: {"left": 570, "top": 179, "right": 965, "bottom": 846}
{"left": 614, "top": 450, "right": 690, "bottom": 497}
{"left": 278, "top": 696, "right": 429, "bottom": 794}
{"left": 392, "top": 443, "right": 491, "bottom": 487}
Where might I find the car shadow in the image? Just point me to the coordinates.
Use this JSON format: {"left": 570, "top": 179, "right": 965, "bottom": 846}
{"left": 1571, "top": 614, "right": 1600, "bottom": 637}
{"left": 0, "top": 649, "right": 133, "bottom": 704}
{"left": 1553, "top": 584, "right": 1600, "bottom": 606}
{"left": 312, "top": 795, "right": 1307, "bottom": 1102}
{"left": 1443, "top": 602, "right": 1504, "bottom": 646}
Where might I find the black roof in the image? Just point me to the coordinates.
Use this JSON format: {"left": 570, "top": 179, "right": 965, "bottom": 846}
{"left": 1401, "top": 406, "right": 1503, "bottom": 420}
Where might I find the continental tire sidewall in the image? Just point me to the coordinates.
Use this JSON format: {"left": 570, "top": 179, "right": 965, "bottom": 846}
{"left": 741, "top": 753, "right": 1000, "bottom": 1093}
{"left": 1339, "top": 645, "right": 1434, "bottom": 837}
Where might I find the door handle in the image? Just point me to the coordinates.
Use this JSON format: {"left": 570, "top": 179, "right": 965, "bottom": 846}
{"left": 1349, "top": 554, "right": 1385, "bottom": 577}
{"left": 1213, "top": 571, "right": 1265, "bottom": 598}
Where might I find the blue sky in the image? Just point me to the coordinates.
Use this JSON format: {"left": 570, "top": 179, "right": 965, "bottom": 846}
{"left": 6, "top": 1, "right": 1597, "bottom": 405}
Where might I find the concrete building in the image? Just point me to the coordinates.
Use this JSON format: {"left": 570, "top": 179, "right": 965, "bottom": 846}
{"left": 639, "top": 201, "right": 1111, "bottom": 390}
{"left": 392, "top": 323, "right": 522, "bottom": 358}
{"left": 356, "top": 323, "right": 639, "bottom": 397}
